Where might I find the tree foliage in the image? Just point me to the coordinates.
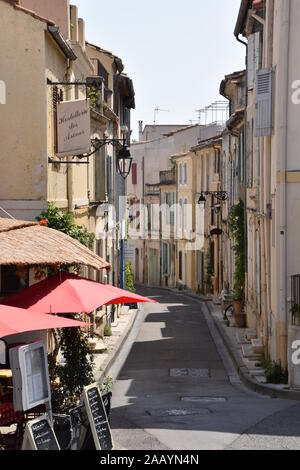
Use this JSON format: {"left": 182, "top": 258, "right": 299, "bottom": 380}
{"left": 37, "top": 202, "right": 95, "bottom": 248}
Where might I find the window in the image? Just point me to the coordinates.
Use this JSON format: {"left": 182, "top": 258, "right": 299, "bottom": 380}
{"left": 184, "top": 163, "right": 187, "bottom": 185}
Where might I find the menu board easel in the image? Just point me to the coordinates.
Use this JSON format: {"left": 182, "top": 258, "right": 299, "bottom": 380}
{"left": 81, "top": 383, "right": 113, "bottom": 450}
{"left": 22, "top": 415, "right": 60, "bottom": 451}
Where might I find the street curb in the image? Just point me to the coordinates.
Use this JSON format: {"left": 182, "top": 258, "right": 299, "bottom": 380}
{"left": 95, "top": 307, "right": 139, "bottom": 384}
{"left": 167, "top": 287, "right": 300, "bottom": 402}
{"left": 204, "top": 299, "right": 300, "bottom": 401}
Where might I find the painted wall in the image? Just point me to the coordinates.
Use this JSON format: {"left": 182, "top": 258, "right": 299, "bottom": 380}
{"left": 20, "top": 0, "right": 70, "bottom": 39}
{"left": 0, "top": 1, "right": 48, "bottom": 218}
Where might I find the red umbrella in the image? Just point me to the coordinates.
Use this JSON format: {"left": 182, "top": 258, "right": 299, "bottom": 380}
{"left": 1, "top": 273, "right": 156, "bottom": 314}
{"left": 0, "top": 304, "right": 89, "bottom": 339}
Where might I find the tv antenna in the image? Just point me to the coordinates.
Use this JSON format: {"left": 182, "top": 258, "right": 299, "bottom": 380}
{"left": 154, "top": 106, "right": 170, "bottom": 125}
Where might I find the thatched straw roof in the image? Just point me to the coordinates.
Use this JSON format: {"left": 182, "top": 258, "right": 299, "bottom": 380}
{"left": 0, "top": 218, "right": 110, "bottom": 271}
{"left": 0, "top": 218, "right": 37, "bottom": 233}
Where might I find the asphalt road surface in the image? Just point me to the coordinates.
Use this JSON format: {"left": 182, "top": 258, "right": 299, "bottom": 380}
{"left": 110, "top": 288, "right": 300, "bottom": 450}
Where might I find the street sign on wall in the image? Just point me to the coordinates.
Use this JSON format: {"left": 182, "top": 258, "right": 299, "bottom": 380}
{"left": 56, "top": 99, "right": 91, "bottom": 157}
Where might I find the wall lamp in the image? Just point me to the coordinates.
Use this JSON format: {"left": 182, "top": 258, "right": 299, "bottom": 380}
{"left": 49, "top": 138, "right": 133, "bottom": 180}
{"left": 198, "top": 191, "right": 228, "bottom": 204}
{"left": 82, "top": 138, "right": 132, "bottom": 180}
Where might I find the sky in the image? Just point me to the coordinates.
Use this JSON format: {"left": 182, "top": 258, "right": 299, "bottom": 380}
{"left": 72, "top": 0, "right": 245, "bottom": 140}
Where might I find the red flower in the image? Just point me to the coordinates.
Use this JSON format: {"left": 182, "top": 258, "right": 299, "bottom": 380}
{"left": 39, "top": 218, "right": 48, "bottom": 226}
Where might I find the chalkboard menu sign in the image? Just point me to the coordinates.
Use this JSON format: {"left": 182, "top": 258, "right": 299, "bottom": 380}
{"left": 22, "top": 415, "right": 60, "bottom": 451}
{"left": 82, "top": 383, "right": 113, "bottom": 450}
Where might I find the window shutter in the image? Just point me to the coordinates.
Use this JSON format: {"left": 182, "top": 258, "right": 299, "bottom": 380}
{"left": 255, "top": 68, "right": 273, "bottom": 137}
{"left": 247, "top": 35, "right": 255, "bottom": 89}
{"left": 107, "top": 155, "right": 112, "bottom": 203}
{"left": 248, "top": 32, "right": 260, "bottom": 90}
{"left": 95, "top": 146, "right": 106, "bottom": 201}
{"left": 179, "top": 164, "right": 182, "bottom": 185}
{"left": 132, "top": 163, "right": 137, "bottom": 185}
{"left": 167, "top": 244, "right": 171, "bottom": 276}
{"left": 170, "top": 192, "right": 174, "bottom": 225}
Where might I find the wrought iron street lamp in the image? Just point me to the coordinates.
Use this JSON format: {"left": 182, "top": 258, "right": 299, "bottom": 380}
{"left": 49, "top": 137, "right": 133, "bottom": 179}
{"left": 116, "top": 145, "right": 133, "bottom": 180}
{"left": 198, "top": 191, "right": 228, "bottom": 204}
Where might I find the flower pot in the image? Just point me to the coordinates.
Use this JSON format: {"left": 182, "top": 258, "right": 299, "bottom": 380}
{"left": 233, "top": 300, "right": 245, "bottom": 328}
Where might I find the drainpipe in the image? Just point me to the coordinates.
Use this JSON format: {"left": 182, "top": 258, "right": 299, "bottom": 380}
{"left": 278, "top": 0, "right": 290, "bottom": 368}
{"left": 262, "top": 0, "right": 275, "bottom": 355}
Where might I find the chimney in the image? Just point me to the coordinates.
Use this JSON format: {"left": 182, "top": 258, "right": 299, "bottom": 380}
{"left": 138, "top": 121, "right": 143, "bottom": 142}
{"left": 70, "top": 4, "right": 78, "bottom": 41}
{"left": 78, "top": 18, "right": 85, "bottom": 51}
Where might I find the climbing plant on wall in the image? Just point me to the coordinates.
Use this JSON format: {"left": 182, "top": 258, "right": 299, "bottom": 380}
{"left": 229, "top": 200, "right": 245, "bottom": 302}
{"left": 37, "top": 203, "right": 96, "bottom": 411}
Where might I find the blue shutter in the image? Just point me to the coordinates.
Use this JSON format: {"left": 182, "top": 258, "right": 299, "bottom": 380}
{"left": 170, "top": 192, "right": 174, "bottom": 225}
{"left": 255, "top": 68, "right": 273, "bottom": 137}
{"left": 167, "top": 244, "right": 171, "bottom": 275}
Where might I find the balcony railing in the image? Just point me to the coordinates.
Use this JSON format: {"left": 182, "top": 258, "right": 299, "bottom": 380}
{"left": 159, "top": 168, "right": 176, "bottom": 186}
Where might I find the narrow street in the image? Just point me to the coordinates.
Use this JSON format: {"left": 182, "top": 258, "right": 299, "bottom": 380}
{"left": 111, "top": 288, "right": 300, "bottom": 450}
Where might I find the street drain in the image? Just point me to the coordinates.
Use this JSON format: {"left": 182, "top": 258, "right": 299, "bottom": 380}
{"left": 169, "top": 368, "right": 210, "bottom": 378}
{"left": 181, "top": 396, "right": 227, "bottom": 403}
{"left": 146, "top": 408, "right": 211, "bottom": 417}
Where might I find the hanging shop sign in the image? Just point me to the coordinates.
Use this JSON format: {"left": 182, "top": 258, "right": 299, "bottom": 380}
{"left": 56, "top": 99, "right": 91, "bottom": 157}
{"left": 81, "top": 383, "right": 114, "bottom": 450}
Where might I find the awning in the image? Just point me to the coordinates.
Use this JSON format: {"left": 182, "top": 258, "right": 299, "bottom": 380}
{"left": 0, "top": 218, "right": 110, "bottom": 271}
{"left": 1, "top": 272, "right": 156, "bottom": 314}
{"left": 0, "top": 304, "right": 89, "bottom": 340}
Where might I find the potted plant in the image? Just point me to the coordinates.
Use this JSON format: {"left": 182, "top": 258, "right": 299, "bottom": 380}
{"left": 233, "top": 288, "right": 245, "bottom": 327}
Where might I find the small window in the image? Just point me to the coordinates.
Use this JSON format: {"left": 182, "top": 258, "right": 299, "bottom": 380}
{"left": 179, "top": 163, "right": 183, "bottom": 185}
